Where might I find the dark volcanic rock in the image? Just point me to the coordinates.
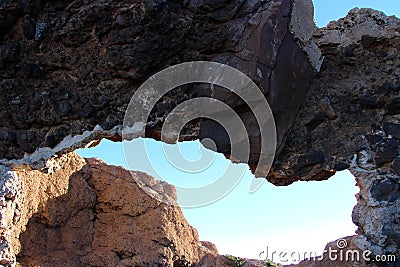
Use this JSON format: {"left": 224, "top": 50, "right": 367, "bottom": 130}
{"left": 383, "top": 123, "right": 400, "bottom": 139}
{"left": 371, "top": 179, "right": 400, "bottom": 203}
{"left": 386, "top": 98, "right": 400, "bottom": 115}
{"left": 1, "top": 1, "right": 400, "bottom": 262}
{"left": 392, "top": 158, "right": 400, "bottom": 176}
{"left": 278, "top": 7, "right": 400, "bottom": 259}
{"left": 21, "top": 17, "right": 35, "bottom": 40}
{"left": 269, "top": 8, "right": 400, "bottom": 183}
{"left": 0, "top": 0, "right": 320, "bottom": 168}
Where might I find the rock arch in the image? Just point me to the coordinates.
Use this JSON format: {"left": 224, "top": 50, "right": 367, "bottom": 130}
{"left": 0, "top": 0, "right": 399, "bottom": 264}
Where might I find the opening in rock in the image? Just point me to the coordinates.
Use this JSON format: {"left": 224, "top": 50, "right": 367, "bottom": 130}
{"left": 76, "top": 139, "right": 358, "bottom": 264}
{"left": 1, "top": 2, "right": 398, "bottom": 266}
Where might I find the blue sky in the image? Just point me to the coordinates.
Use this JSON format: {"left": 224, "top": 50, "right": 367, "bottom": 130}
{"left": 77, "top": 2, "right": 400, "bottom": 264}
{"left": 77, "top": 139, "right": 358, "bottom": 262}
{"left": 313, "top": 0, "right": 400, "bottom": 27}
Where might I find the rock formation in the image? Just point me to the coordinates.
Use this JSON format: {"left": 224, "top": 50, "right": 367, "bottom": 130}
{"left": 279, "top": 8, "right": 400, "bottom": 262}
{"left": 0, "top": 151, "right": 282, "bottom": 267}
{"left": 0, "top": 0, "right": 399, "bottom": 265}
{"left": 0, "top": 0, "right": 320, "bottom": 164}
{"left": 0, "top": 152, "right": 211, "bottom": 266}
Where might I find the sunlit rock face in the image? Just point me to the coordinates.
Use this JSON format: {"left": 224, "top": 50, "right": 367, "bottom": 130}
{"left": 0, "top": 152, "right": 288, "bottom": 267}
{"left": 0, "top": 152, "right": 212, "bottom": 266}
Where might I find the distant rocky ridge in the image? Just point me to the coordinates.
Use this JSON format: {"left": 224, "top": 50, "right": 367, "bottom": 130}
{"left": 0, "top": 0, "right": 400, "bottom": 265}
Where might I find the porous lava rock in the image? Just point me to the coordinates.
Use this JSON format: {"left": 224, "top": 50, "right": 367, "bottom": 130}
{"left": 0, "top": 0, "right": 320, "bottom": 165}
{"left": 274, "top": 8, "right": 400, "bottom": 261}
{"left": 0, "top": 0, "right": 400, "bottom": 264}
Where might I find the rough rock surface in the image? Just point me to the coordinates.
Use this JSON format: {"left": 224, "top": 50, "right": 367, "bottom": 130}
{"left": 272, "top": 8, "right": 400, "bottom": 261}
{"left": 0, "top": 0, "right": 400, "bottom": 264}
{"left": 270, "top": 8, "right": 400, "bottom": 184}
{"left": 0, "top": 0, "right": 320, "bottom": 168}
{"left": 0, "top": 152, "right": 211, "bottom": 266}
{"left": 0, "top": 152, "right": 284, "bottom": 267}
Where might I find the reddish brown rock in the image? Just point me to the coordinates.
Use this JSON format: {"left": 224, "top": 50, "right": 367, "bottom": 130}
{"left": 0, "top": 152, "right": 215, "bottom": 266}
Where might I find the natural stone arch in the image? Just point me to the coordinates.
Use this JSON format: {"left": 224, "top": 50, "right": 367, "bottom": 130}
{"left": 0, "top": 0, "right": 399, "bottom": 265}
{"left": 0, "top": 0, "right": 320, "bottom": 163}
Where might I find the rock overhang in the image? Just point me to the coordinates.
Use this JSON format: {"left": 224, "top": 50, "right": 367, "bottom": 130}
{"left": 0, "top": 0, "right": 399, "bottom": 262}
{"left": 0, "top": 0, "right": 322, "bottom": 182}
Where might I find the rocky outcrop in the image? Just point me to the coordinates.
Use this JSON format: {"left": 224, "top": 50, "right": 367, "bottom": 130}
{"left": 0, "top": 152, "right": 286, "bottom": 267}
{"left": 351, "top": 166, "right": 400, "bottom": 262}
{"left": 270, "top": 8, "right": 400, "bottom": 184}
{"left": 272, "top": 8, "right": 400, "bottom": 261}
{"left": 0, "top": 0, "right": 320, "bottom": 169}
{"left": 0, "top": 0, "right": 400, "bottom": 264}
{"left": 0, "top": 152, "right": 211, "bottom": 266}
